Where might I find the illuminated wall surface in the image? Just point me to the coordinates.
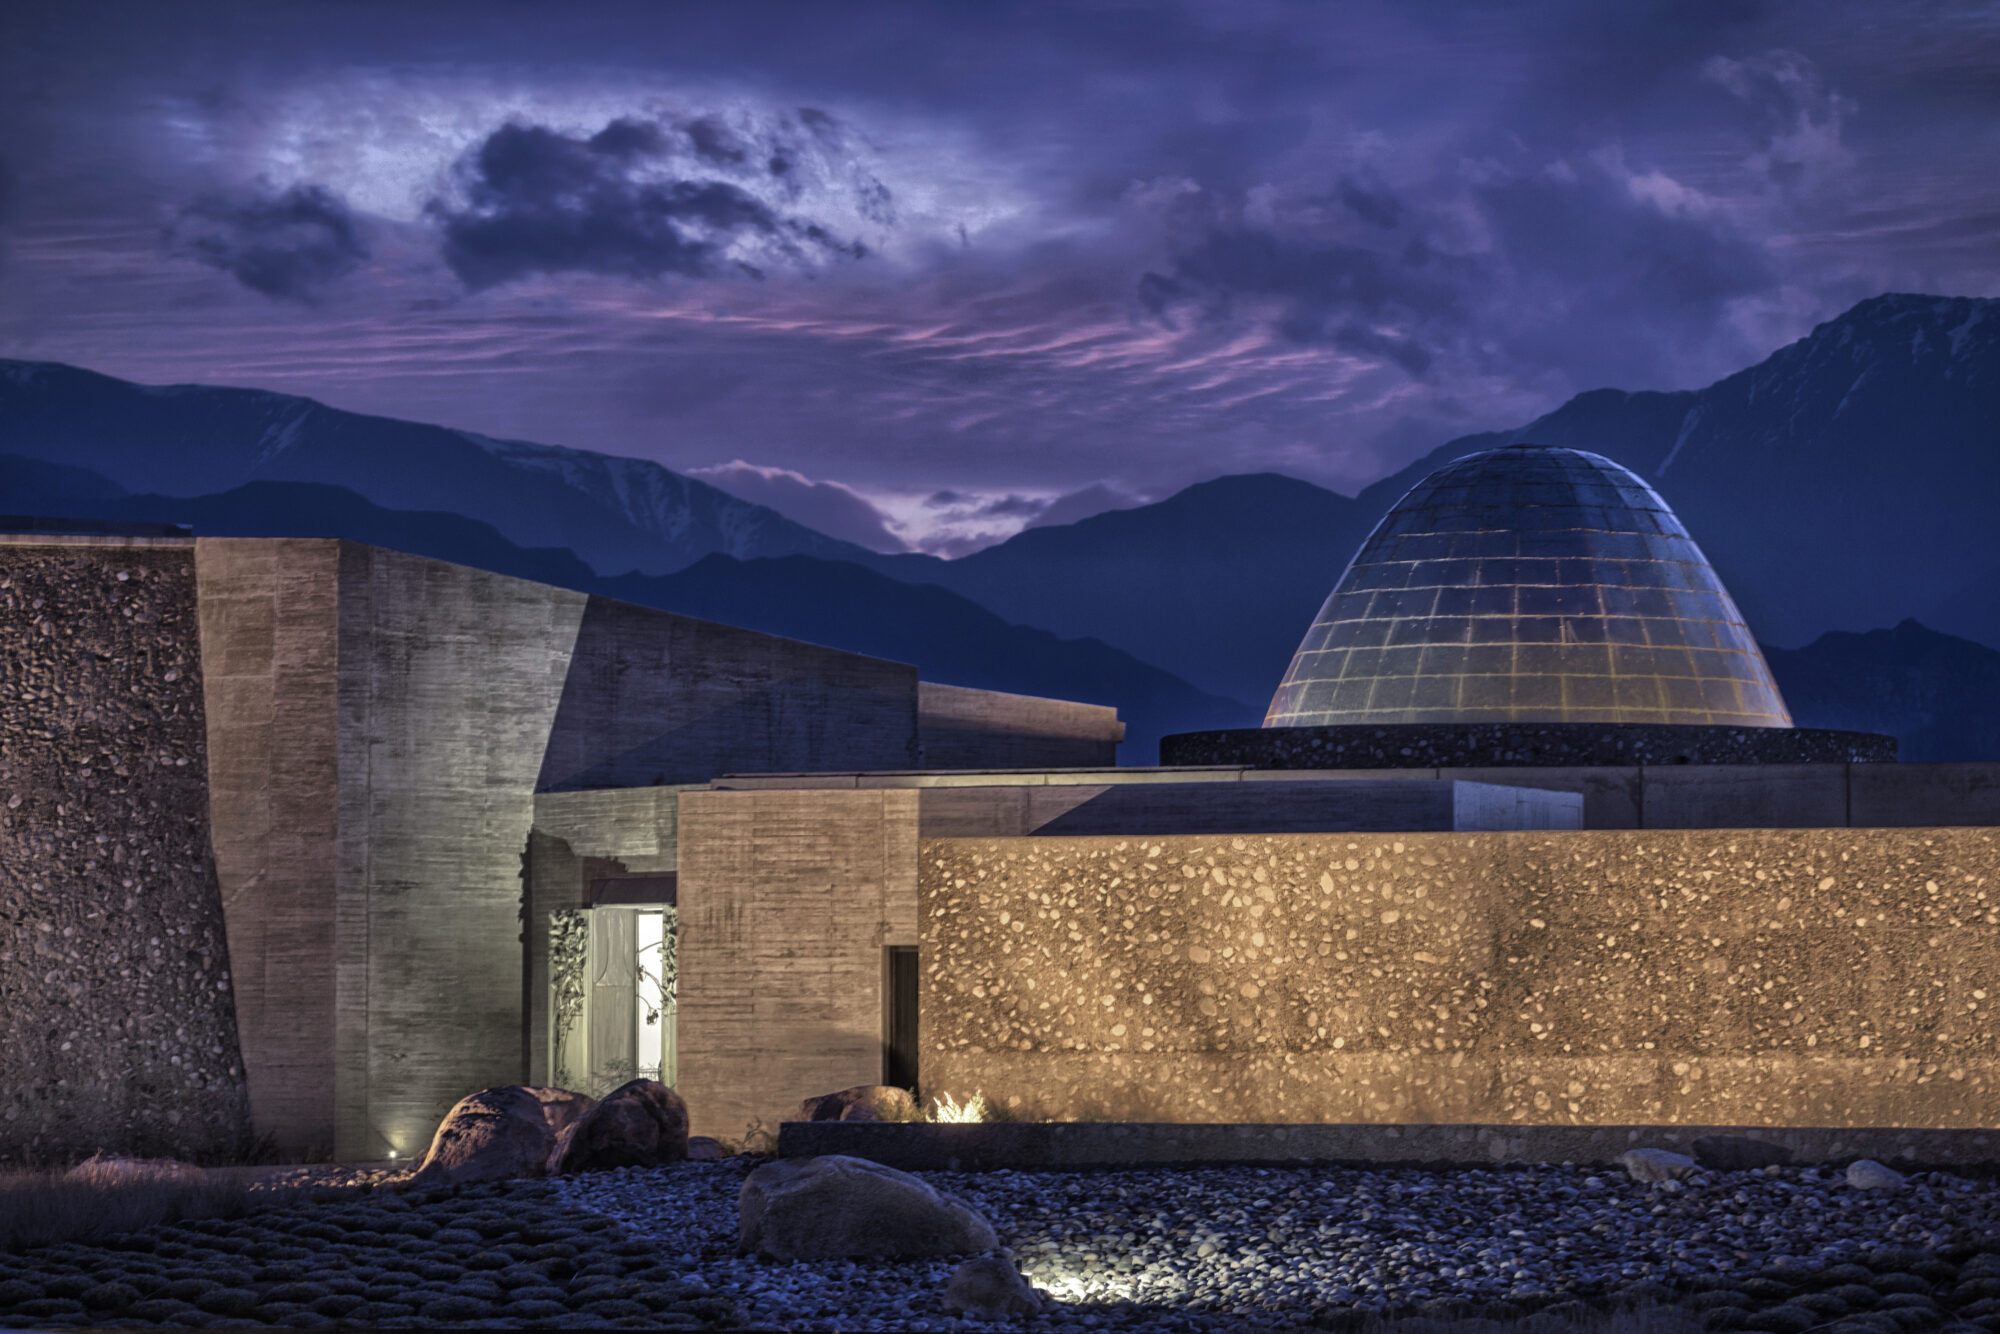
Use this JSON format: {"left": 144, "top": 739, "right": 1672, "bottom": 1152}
{"left": 921, "top": 830, "right": 2000, "bottom": 1128}
{"left": 1267, "top": 444, "right": 1792, "bottom": 729}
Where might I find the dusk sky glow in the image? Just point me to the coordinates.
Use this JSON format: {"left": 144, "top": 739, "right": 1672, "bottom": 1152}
{"left": 3, "top": 1, "right": 1996, "bottom": 554}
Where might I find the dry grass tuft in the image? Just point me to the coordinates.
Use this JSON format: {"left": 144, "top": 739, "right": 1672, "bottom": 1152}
{"left": 929, "top": 1091, "right": 989, "bottom": 1123}
{"left": 0, "top": 1159, "right": 261, "bottom": 1251}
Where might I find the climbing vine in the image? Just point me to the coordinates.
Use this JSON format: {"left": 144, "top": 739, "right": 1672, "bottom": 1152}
{"left": 549, "top": 909, "right": 589, "bottom": 1089}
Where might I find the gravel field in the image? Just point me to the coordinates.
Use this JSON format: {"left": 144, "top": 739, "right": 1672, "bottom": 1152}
{"left": 1, "top": 1156, "right": 1998, "bottom": 1330}
{"left": 551, "top": 1156, "right": 2000, "bottom": 1333}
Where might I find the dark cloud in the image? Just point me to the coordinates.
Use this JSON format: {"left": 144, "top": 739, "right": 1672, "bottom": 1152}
{"left": 1139, "top": 184, "right": 1467, "bottom": 376}
{"left": 429, "top": 114, "right": 873, "bottom": 289}
{"left": 167, "top": 183, "right": 368, "bottom": 301}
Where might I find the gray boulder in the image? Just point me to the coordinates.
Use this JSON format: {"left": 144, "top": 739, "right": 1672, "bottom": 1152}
{"left": 1846, "top": 1158, "right": 1908, "bottom": 1190}
{"left": 944, "top": 1255, "right": 1044, "bottom": 1318}
{"left": 413, "top": 1085, "right": 593, "bottom": 1185}
{"left": 738, "top": 1154, "right": 999, "bottom": 1260}
{"left": 797, "top": 1084, "right": 919, "bottom": 1123}
{"left": 1619, "top": 1147, "right": 1698, "bottom": 1183}
{"left": 547, "top": 1078, "right": 689, "bottom": 1174}
{"left": 688, "top": 1136, "right": 728, "bottom": 1161}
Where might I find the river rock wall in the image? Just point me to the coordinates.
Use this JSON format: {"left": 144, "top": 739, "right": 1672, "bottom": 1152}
{"left": 920, "top": 826, "right": 2000, "bottom": 1128}
{"left": 0, "top": 541, "right": 251, "bottom": 1164}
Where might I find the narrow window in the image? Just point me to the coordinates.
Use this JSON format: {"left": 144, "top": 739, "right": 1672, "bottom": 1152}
{"left": 883, "top": 946, "right": 919, "bottom": 1092}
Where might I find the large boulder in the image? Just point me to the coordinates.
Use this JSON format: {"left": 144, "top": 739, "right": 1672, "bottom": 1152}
{"left": 547, "top": 1078, "right": 689, "bottom": 1174}
{"left": 413, "top": 1085, "right": 593, "bottom": 1185}
{"left": 797, "top": 1085, "right": 919, "bottom": 1123}
{"left": 738, "top": 1154, "right": 999, "bottom": 1260}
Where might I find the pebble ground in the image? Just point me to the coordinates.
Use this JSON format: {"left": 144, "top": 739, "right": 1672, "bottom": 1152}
{"left": 0, "top": 1157, "right": 1997, "bottom": 1330}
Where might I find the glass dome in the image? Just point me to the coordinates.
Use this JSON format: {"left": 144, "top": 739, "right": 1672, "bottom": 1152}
{"left": 1265, "top": 443, "right": 1792, "bottom": 729}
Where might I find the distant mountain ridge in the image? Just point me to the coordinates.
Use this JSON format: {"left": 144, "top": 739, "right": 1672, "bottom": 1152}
{"left": 0, "top": 360, "right": 879, "bottom": 577}
{"left": 1764, "top": 620, "right": 2000, "bottom": 764}
{"left": 2, "top": 291, "right": 1994, "bottom": 732}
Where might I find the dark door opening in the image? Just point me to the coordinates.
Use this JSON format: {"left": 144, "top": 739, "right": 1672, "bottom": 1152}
{"left": 884, "top": 946, "right": 919, "bottom": 1092}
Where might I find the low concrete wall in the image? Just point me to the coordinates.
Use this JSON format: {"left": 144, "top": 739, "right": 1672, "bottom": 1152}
{"left": 919, "top": 827, "right": 2000, "bottom": 1129}
{"left": 0, "top": 541, "right": 251, "bottom": 1163}
{"left": 779, "top": 1120, "right": 2000, "bottom": 1172}
{"left": 915, "top": 780, "right": 1579, "bottom": 838}
{"left": 919, "top": 682, "right": 1123, "bottom": 770}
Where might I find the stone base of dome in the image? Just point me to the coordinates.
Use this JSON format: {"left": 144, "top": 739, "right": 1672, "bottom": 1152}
{"left": 1160, "top": 722, "right": 1896, "bottom": 769}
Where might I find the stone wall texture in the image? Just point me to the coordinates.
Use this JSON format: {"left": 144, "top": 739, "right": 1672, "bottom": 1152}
{"left": 0, "top": 540, "right": 251, "bottom": 1164}
{"left": 1162, "top": 722, "right": 1896, "bottom": 768}
{"left": 920, "top": 827, "right": 2000, "bottom": 1128}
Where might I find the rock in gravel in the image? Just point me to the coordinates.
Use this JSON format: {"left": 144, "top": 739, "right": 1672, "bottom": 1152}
{"left": 1621, "top": 1148, "right": 1699, "bottom": 1183}
{"left": 64, "top": 1155, "right": 206, "bottom": 1187}
{"left": 943, "top": 1254, "right": 1044, "bottom": 1318}
{"left": 1845, "top": 1159, "right": 1908, "bottom": 1190}
{"left": 414, "top": 1085, "right": 594, "bottom": 1185}
{"left": 688, "top": 1136, "right": 727, "bottom": 1160}
{"left": 1693, "top": 1137, "right": 1795, "bottom": 1172}
{"left": 798, "top": 1084, "right": 920, "bottom": 1123}
{"left": 548, "top": 1078, "right": 689, "bottom": 1174}
{"left": 738, "top": 1154, "right": 999, "bottom": 1260}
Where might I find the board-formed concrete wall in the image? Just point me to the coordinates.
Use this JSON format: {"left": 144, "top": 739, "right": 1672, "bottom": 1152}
{"left": 919, "top": 827, "right": 2000, "bottom": 1128}
{"left": 676, "top": 787, "right": 919, "bottom": 1141}
{"left": 199, "top": 539, "right": 927, "bottom": 1159}
{"left": 918, "top": 682, "right": 1123, "bottom": 770}
{"left": 1, "top": 540, "right": 251, "bottom": 1164}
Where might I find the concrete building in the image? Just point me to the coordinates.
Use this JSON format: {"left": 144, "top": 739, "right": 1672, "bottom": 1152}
{"left": 6, "top": 444, "right": 2000, "bottom": 1165}
{"left": 0, "top": 533, "right": 1122, "bottom": 1162}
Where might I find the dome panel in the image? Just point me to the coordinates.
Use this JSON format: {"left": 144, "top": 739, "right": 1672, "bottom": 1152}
{"left": 1264, "top": 443, "right": 1792, "bottom": 729}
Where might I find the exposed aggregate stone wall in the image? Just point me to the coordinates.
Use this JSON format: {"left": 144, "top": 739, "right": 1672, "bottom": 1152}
{"left": 0, "top": 542, "right": 251, "bottom": 1163}
{"left": 920, "top": 827, "right": 2000, "bottom": 1128}
{"left": 1161, "top": 722, "right": 1896, "bottom": 768}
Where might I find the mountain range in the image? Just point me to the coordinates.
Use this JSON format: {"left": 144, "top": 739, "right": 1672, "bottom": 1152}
{"left": 863, "top": 293, "right": 2000, "bottom": 705}
{"left": 1, "top": 291, "right": 1995, "bottom": 761}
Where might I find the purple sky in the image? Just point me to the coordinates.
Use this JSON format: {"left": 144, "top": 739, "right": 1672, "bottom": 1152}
{"left": 2, "top": 1, "right": 1996, "bottom": 554}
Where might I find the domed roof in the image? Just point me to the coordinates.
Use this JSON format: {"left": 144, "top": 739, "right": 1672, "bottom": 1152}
{"left": 1265, "top": 444, "right": 1792, "bottom": 729}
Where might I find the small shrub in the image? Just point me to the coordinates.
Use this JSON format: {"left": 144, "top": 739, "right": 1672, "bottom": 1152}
{"left": 928, "top": 1090, "right": 989, "bottom": 1123}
